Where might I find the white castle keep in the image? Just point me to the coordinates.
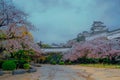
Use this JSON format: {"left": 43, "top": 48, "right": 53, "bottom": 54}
{"left": 77, "top": 21, "right": 120, "bottom": 41}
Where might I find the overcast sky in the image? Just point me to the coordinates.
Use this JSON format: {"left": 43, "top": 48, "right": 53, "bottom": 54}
{"left": 13, "top": 0, "right": 120, "bottom": 44}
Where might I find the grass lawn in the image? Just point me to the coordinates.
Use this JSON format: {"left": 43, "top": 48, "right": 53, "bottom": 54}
{"left": 79, "top": 64, "right": 120, "bottom": 69}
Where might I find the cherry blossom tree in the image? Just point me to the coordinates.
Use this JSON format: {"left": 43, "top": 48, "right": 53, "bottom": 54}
{"left": 0, "top": 24, "right": 41, "bottom": 58}
{"left": 63, "top": 37, "right": 120, "bottom": 62}
{"left": 0, "top": 0, "right": 40, "bottom": 59}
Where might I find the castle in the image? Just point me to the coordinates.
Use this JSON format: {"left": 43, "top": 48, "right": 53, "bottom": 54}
{"left": 77, "top": 21, "right": 120, "bottom": 41}
{"left": 66, "top": 21, "right": 120, "bottom": 47}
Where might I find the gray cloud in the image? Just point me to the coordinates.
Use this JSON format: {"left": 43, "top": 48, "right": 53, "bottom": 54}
{"left": 13, "top": 0, "right": 120, "bottom": 43}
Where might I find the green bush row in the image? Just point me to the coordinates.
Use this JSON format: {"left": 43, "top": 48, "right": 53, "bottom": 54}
{"left": 2, "top": 61, "right": 16, "bottom": 70}
{"left": 0, "top": 60, "right": 29, "bottom": 70}
{"left": 69, "top": 58, "right": 120, "bottom": 64}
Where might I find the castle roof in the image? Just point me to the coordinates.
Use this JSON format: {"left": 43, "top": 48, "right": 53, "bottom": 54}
{"left": 92, "top": 21, "right": 106, "bottom": 28}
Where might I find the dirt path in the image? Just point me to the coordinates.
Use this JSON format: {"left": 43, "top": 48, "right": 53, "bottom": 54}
{"left": 39, "top": 65, "right": 93, "bottom": 80}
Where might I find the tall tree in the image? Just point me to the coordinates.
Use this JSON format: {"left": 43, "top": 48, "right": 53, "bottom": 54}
{"left": 0, "top": 0, "right": 40, "bottom": 58}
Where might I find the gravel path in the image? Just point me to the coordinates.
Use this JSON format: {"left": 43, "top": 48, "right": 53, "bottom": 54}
{"left": 39, "top": 65, "right": 93, "bottom": 80}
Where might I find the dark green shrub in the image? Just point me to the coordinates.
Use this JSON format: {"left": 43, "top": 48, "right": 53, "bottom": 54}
{"left": 2, "top": 61, "right": 16, "bottom": 70}
{"left": 13, "top": 50, "right": 34, "bottom": 62}
{"left": 18, "top": 60, "right": 28, "bottom": 68}
{"left": 68, "top": 61, "right": 72, "bottom": 65}
{"left": 23, "top": 63, "right": 30, "bottom": 69}
{"left": 12, "top": 60, "right": 18, "bottom": 65}
{"left": 0, "top": 60, "right": 4, "bottom": 68}
{"left": 94, "top": 58, "right": 99, "bottom": 63}
{"left": 102, "top": 58, "right": 111, "bottom": 64}
{"left": 59, "top": 61, "right": 64, "bottom": 65}
{"left": 76, "top": 58, "right": 88, "bottom": 64}
{"left": 51, "top": 61, "right": 56, "bottom": 65}
{"left": 46, "top": 53, "right": 63, "bottom": 64}
{"left": 64, "top": 57, "right": 120, "bottom": 64}
{"left": 64, "top": 60, "right": 72, "bottom": 65}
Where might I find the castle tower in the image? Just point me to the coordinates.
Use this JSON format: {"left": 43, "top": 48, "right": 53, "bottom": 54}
{"left": 91, "top": 21, "right": 108, "bottom": 34}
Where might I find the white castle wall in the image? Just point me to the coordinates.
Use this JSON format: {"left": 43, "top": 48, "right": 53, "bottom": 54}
{"left": 108, "top": 32, "right": 120, "bottom": 39}
{"left": 86, "top": 29, "right": 120, "bottom": 41}
{"left": 107, "top": 29, "right": 120, "bottom": 39}
{"left": 41, "top": 48, "right": 70, "bottom": 53}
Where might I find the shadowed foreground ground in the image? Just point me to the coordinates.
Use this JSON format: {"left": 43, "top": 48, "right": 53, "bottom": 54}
{"left": 1, "top": 65, "right": 120, "bottom": 80}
